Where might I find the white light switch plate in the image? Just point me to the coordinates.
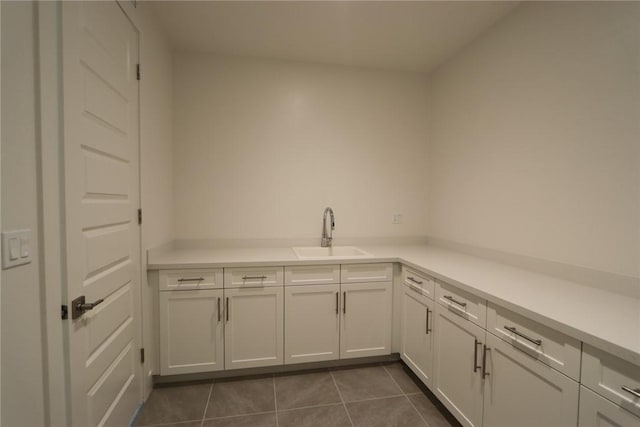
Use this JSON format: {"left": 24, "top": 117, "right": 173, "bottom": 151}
{"left": 2, "top": 229, "right": 32, "bottom": 269}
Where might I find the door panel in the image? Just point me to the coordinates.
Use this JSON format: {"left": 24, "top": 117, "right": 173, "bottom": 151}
{"left": 62, "top": 1, "right": 141, "bottom": 426}
{"left": 401, "top": 287, "right": 435, "bottom": 387}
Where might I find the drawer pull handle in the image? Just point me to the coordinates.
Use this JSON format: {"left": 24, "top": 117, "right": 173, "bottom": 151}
{"left": 343, "top": 291, "right": 347, "bottom": 314}
{"left": 407, "top": 276, "right": 424, "bottom": 285}
{"left": 425, "top": 308, "right": 432, "bottom": 334}
{"left": 242, "top": 275, "right": 268, "bottom": 280}
{"left": 178, "top": 277, "right": 204, "bottom": 283}
{"left": 444, "top": 295, "right": 467, "bottom": 307}
{"left": 335, "top": 292, "right": 339, "bottom": 315}
{"left": 504, "top": 326, "right": 542, "bottom": 346}
{"left": 482, "top": 346, "right": 491, "bottom": 378}
{"left": 473, "top": 339, "right": 482, "bottom": 373}
{"left": 622, "top": 386, "right": 640, "bottom": 398}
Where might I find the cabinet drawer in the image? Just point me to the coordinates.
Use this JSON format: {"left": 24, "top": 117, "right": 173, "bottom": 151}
{"left": 284, "top": 265, "right": 340, "bottom": 286}
{"left": 340, "top": 263, "right": 392, "bottom": 283}
{"left": 159, "top": 269, "right": 223, "bottom": 291}
{"left": 579, "top": 386, "right": 640, "bottom": 427}
{"left": 224, "top": 267, "right": 284, "bottom": 288}
{"left": 402, "top": 266, "right": 436, "bottom": 300}
{"left": 436, "top": 281, "right": 486, "bottom": 328}
{"left": 487, "top": 302, "right": 581, "bottom": 380}
{"left": 582, "top": 344, "right": 640, "bottom": 418}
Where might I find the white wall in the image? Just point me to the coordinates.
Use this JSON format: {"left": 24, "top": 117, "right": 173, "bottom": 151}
{"left": 427, "top": 1, "right": 640, "bottom": 278}
{"left": 1, "top": 1, "right": 46, "bottom": 426}
{"left": 173, "top": 54, "right": 430, "bottom": 240}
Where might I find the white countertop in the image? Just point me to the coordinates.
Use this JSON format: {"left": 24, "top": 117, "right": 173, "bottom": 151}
{"left": 148, "top": 244, "right": 640, "bottom": 367}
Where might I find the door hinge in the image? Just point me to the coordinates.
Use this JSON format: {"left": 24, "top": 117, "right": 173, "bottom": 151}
{"left": 140, "top": 348, "right": 145, "bottom": 364}
{"left": 61, "top": 304, "right": 68, "bottom": 320}
{"left": 136, "top": 63, "right": 141, "bottom": 81}
{"left": 138, "top": 208, "right": 142, "bottom": 225}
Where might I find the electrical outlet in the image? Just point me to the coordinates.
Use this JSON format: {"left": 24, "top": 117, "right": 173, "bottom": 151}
{"left": 392, "top": 214, "right": 403, "bottom": 224}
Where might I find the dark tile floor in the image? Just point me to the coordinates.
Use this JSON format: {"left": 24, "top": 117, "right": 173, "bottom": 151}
{"left": 133, "top": 362, "right": 458, "bottom": 427}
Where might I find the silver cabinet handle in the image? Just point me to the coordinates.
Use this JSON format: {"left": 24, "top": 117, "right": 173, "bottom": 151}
{"left": 178, "top": 277, "right": 204, "bottom": 282}
{"left": 622, "top": 386, "right": 640, "bottom": 398}
{"left": 343, "top": 291, "right": 346, "bottom": 314}
{"left": 425, "top": 308, "right": 432, "bottom": 334}
{"left": 217, "top": 297, "right": 221, "bottom": 322}
{"left": 335, "top": 292, "right": 339, "bottom": 315}
{"left": 226, "top": 297, "right": 229, "bottom": 322}
{"left": 444, "top": 295, "right": 467, "bottom": 307}
{"left": 482, "top": 346, "right": 490, "bottom": 378}
{"left": 504, "top": 326, "right": 542, "bottom": 346}
{"left": 473, "top": 339, "right": 482, "bottom": 372}
{"left": 407, "top": 276, "right": 423, "bottom": 285}
{"left": 242, "top": 275, "right": 267, "bottom": 280}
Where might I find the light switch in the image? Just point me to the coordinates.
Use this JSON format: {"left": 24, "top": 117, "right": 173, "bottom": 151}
{"left": 2, "top": 229, "right": 32, "bottom": 269}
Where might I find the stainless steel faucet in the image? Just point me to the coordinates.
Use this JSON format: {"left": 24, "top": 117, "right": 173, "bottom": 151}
{"left": 321, "top": 207, "right": 335, "bottom": 247}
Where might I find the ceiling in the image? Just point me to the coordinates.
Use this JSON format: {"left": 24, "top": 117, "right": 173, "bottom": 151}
{"left": 150, "top": 1, "right": 520, "bottom": 73}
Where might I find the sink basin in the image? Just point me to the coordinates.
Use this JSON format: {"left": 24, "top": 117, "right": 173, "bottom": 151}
{"left": 292, "top": 246, "right": 373, "bottom": 260}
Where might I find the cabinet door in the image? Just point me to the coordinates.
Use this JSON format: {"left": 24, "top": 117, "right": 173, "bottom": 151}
{"left": 284, "top": 284, "right": 340, "bottom": 364}
{"left": 482, "top": 333, "right": 579, "bottom": 427}
{"left": 159, "top": 289, "right": 224, "bottom": 375}
{"left": 434, "top": 306, "right": 485, "bottom": 427}
{"left": 579, "top": 386, "right": 640, "bottom": 427}
{"left": 224, "top": 287, "right": 284, "bottom": 369}
{"left": 401, "top": 286, "right": 435, "bottom": 387}
{"left": 340, "top": 282, "right": 392, "bottom": 359}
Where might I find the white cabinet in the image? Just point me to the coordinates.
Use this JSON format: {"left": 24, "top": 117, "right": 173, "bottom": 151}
{"left": 482, "top": 333, "right": 579, "bottom": 427}
{"left": 579, "top": 386, "right": 640, "bottom": 427}
{"left": 340, "top": 281, "right": 392, "bottom": 359}
{"left": 401, "top": 282, "right": 435, "bottom": 387}
{"left": 159, "top": 289, "right": 224, "bottom": 375}
{"left": 224, "top": 286, "right": 284, "bottom": 370}
{"left": 434, "top": 305, "right": 485, "bottom": 427}
{"left": 284, "top": 283, "right": 340, "bottom": 364}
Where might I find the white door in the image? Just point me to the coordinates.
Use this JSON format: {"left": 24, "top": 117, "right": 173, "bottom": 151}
{"left": 159, "top": 289, "right": 224, "bottom": 375}
{"left": 434, "top": 306, "right": 485, "bottom": 427}
{"left": 401, "top": 286, "right": 435, "bottom": 387}
{"left": 340, "top": 282, "right": 392, "bottom": 359}
{"left": 224, "top": 287, "right": 284, "bottom": 369}
{"left": 61, "top": 2, "right": 141, "bottom": 426}
{"left": 579, "top": 386, "right": 640, "bottom": 427}
{"left": 284, "top": 284, "right": 340, "bottom": 364}
{"left": 482, "top": 333, "right": 579, "bottom": 427}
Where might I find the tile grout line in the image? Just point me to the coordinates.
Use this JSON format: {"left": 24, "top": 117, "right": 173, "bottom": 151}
{"left": 278, "top": 401, "right": 347, "bottom": 413}
{"left": 273, "top": 374, "right": 280, "bottom": 427}
{"left": 383, "top": 365, "right": 431, "bottom": 427}
{"left": 199, "top": 381, "right": 214, "bottom": 427}
{"left": 203, "top": 410, "right": 276, "bottom": 422}
{"left": 329, "top": 370, "right": 355, "bottom": 427}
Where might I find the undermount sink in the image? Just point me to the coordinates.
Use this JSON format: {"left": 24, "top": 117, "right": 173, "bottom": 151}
{"left": 292, "top": 246, "right": 373, "bottom": 260}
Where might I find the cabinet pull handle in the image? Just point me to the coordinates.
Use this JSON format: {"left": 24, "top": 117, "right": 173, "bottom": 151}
{"left": 343, "top": 291, "right": 346, "bottom": 314}
{"left": 444, "top": 295, "right": 467, "bottom": 307}
{"left": 473, "top": 339, "right": 482, "bottom": 372}
{"left": 408, "top": 283, "right": 422, "bottom": 293}
{"left": 226, "top": 297, "right": 229, "bottom": 321}
{"left": 622, "top": 386, "right": 640, "bottom": 398}
{"left": 217, "top": 297, "right": 221, "bottom": 322}
{"left": 425, "top": 308, "right": 432, "bottom": 334}
{"left": 482, "top": 345, "right": 490, "bottom": 378}
{"left": 178, "top": 277, "right": 204, "bottom": 283}
{"left": 335, "top": 292, "right": 339, "bottom": 314}
{"left": 504, "top": 326, "right": 542, "bottom": 346}
{"left": 242, "top": 275, "right": 267, "bottom": 280}
{"left": 407, "top": 276, "right": 423, "bottom": 285}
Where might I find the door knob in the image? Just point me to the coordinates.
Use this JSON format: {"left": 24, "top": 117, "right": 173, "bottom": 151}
{"left": 71, "top": 295, "right": 104, "bottom": 319}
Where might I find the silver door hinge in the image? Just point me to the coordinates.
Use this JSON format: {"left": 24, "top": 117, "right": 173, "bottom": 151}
{"left": 61, "top": 305, "right": 68, "bottom": 320}
{"left": 140, "top": 348, "right": 145, "bottom": 364}
{"left": 136, "top": 64, "right": 141, "bottom": 81}
{"left": 138, "top": 208, "right": 142, "bottom": 225}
